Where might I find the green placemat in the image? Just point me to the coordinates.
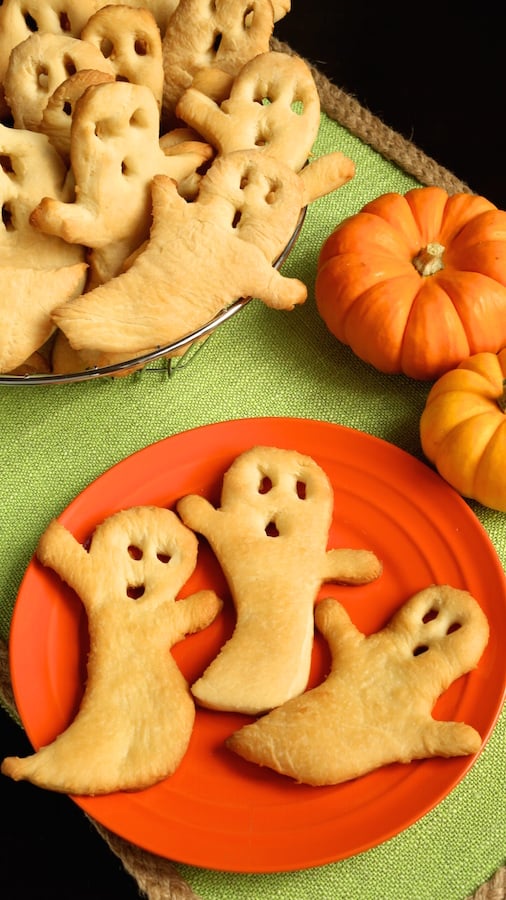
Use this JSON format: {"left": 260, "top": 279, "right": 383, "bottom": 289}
{"left": 1, "top": 51, "right": 505, "bottom": 900}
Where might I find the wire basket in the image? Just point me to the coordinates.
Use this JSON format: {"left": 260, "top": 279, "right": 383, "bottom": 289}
{"left": 0, "top": 208, "right": 307, "bottom": 386}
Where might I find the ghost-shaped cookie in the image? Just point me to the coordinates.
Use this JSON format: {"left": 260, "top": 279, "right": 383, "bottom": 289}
{"left": 177, "top": 446, "right": 382, "bottom": 714}
{"left": 31, "top": 79, "right": 214, "bottom": 286}
{"left": 49, "top": 149, "right": 312, "bottom": 355}
{"left": 227, "top": 585, "right": 490, "bottom": 783}
{"left": 1, "top": 506, "right": 222, "bottom": 795}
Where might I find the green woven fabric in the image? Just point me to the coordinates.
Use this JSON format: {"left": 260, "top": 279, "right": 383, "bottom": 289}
{"left": 1, "top": 111, "right": 504, "bottom": 900}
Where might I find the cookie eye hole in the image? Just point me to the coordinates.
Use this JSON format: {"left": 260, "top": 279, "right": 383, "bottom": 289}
{"left": 422, "top": 608, "right": 438, "bottom": 623}
{"left": 231, "top": 209, "right": 242, "bottom": 228}
{"left": 63, "top": 100, "right": 72, "bottom": 116}
{"left": 128, "top": 544, "right": 143, "bottom": 560}
{"left": 211, "top": 31, "right": 222, "bottom": 55}
{"left": 134, "top": 37, "right": 148, "bottom": 56}
{"left": 59, "top": 12, "right": 71, "bottom": 33}
{"left": 413, "top": 644, "right": 429, "bottom": 656}
{"left": 127, "top": 584, "right": 145, "bottom": 600}
{"left": 447, "top": 621, "right": 462, "bottom": 635}
{"left": 157, "top": 552, "right": 171, "bottom": 563}
{"left": 24, "top": 12, "right": 38, "bottom": 32}
{"left": 63, "top": 54, "right": 77, "bottom": 78}
{"left": 296, "top": 480, "right": 306, "bottom": 499}
{"left": 258, "top": 476, "right": 272, "bottom": 494}
{"left": 1, "top": 203, "right": 14, "bottom": 231}
{"left": 0, "top": 154, "right": 14, "bottom": 175}
{"left": 243, "top": 6, "right": 255, "bottom": 28}
{"left": 100, "top": 37, "right": 114, "bottom": 59}
{"left": 265, "top": 520, "right": 279, "bottom": 537}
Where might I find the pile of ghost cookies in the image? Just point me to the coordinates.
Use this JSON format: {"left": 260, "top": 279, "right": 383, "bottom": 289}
{"left": 1, "top": 446, "right": 489, "bottom": 794}
{"left": 0, "top": 0, "right": 355, "bottom": 376}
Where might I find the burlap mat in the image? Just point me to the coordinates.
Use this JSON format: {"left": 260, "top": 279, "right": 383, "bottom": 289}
{"left": 1, "top": 39, "right": 503, "bottom": 900}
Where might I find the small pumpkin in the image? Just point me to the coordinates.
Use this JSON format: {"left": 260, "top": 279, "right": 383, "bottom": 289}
{"left": 315, "top": 186, "right": 506, "bottom": 380}
{"left": 420, "top": 349, "right": 506, "bottom": 511}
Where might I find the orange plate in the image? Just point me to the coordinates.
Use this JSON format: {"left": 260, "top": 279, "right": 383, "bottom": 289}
{"left": 9, "top": 418, "right": 506, "bottom": 873}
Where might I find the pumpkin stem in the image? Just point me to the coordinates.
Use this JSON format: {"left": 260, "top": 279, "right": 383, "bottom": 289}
{"left": 498, "top": 379, "right": 506, "bottom": 413}
{"left": 412, "top": 242, "right": 445, "bottom": 276}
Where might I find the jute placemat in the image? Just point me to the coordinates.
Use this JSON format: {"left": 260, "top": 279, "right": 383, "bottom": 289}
{"left": 1, "top": 39, "right": 503, "bottom": 900}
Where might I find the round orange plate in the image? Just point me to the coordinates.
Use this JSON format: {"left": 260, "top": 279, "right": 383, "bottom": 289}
{"left": 9, "top": 418, "right": 506, "bottom": 872}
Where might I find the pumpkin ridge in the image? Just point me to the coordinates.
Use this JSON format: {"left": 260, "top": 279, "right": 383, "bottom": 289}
{"left": 472, "top": 421, "right": 506, "bottom": 508}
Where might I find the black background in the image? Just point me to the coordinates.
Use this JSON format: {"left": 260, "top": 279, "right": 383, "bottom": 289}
{"left": 1, "top": 4, "right": 504, "bottom": 898}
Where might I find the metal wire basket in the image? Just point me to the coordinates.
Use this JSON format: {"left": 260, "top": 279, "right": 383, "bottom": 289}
{"left": 0, "top": 207, "right": 307, "bottom": 386}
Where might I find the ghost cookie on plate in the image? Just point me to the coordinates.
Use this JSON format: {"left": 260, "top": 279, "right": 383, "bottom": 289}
{"left": 1, "top": 506, "right": 222, "bottom": 795}
{"left": 227, "top": 585, "right": 490, "bottom": 783}
{"left": 178, "top": 446, "right": 382, "bottom": 714}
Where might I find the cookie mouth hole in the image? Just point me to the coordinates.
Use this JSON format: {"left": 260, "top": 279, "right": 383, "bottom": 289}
{"left": 254, "top": 130, "right": 268, "bottom": 148}
{"left": 447, "top": 621, "right": 462, "bottom": 635}
{"left": 413, "top": 644, "right": 429, "bottom": 656}
{"left": 265, "top": 520, "right": 279, "bottom": 537}
{"left": 127, "top": 584, "right": 146, "bottom": 600}
{"left": 63, "top": 100, "right": 72, "bottom": 116}
{"left": 1, "top": 203, "right": 14, "bottom": 231}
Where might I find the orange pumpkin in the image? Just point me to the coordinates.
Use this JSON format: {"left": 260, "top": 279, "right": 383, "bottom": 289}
{"left": 315, "top": 186, "right": 506, "bottom": 380}
{"left": 420, "top": 349, "right": 506, "bottom": 511}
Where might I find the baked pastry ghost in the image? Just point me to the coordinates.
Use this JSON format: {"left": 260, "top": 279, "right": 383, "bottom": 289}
{"left": 178, "top": 446, "right": 382, "bottom": 714}
{"left": 1, "top": 506, "right": 222, "bottom": 794}
{"left": 227, "top": 585, "right": 490, "bottom": 783}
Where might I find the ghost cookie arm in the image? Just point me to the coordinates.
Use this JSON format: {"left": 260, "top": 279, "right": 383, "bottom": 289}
{"left": 300, "top": 152, "right": 355, "bottom": 205}
{"left": 322, "top": 547, "right": 382, "bottom": 585}
{"left": 315, "top": 597, "right": 364, "bottom": 657}
{"left": 416, "top": 719, "right": 483, "bottom": 758}
{"left": 175, "top": 89, "right": 230, "bottom": 154}
{"left": 174, "top": 590, "right": 223, "bottom": 640}
{"left": 177, "top": 494, "right": 219, "bottom": 539}
{"left": 248, "top": 263, "right": 307, "bottom": 310}
{"left": 36, "top": 520, "right": 94, "bottom": 603}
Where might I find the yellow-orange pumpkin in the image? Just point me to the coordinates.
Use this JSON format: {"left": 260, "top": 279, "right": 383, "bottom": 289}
{"left": 420, "top": 349, "right": 506, "bottom": 511}
{"left": 315, "top": 186, "right": 506, "bottom": 380}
